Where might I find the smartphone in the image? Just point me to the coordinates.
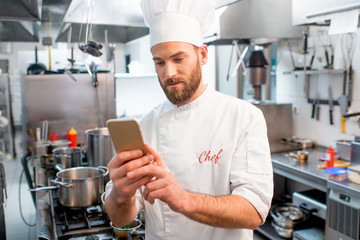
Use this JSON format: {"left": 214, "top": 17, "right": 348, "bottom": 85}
{"left": 106, "top": 119, "right": 146, "bottom": 156}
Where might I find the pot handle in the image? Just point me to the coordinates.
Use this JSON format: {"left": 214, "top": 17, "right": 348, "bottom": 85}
{"left": 54, "top": 154, "right": 71, "bottom": 159}
{"left": 29, "top": 186, "right": 58, "bottom": 192}
{"left": 98, "top": 166, "right": 109, "bottom": 176}
{"left": 288, "top": 152, "right": 298, "bottom": 161}
{"left": 299, "top": 203, "right": 318, "bottom": 214}
{"left": 55, "top": 164, "right": 64, "bottom": 171}
{"left": 51, "top": 178, "right": 73, "bottom": 188}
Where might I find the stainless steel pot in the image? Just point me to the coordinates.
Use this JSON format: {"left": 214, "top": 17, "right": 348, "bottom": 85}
{"left": 52, "top": 147, "right": 82, "bottom": 169}
{"left": 271, "top": 220, "right": 293, "bottom": 239}
{"left": 55, "top": 166, "right": 108, "bottom": 207}
{"left": 86, "top": 127, "right": 115, "bottom": 167}
{"left": 35, "top": 140, "right": 71, "bottom": 158}
{"left": 111, "top": 219, "right": 142, "bottom": 240}
{"left": 270, "top": 203, "right": 309, "bottom": 229}
{"left": 31, "top": 166, "right": 108, "bottom": 207}
{"left": 35, "top": 141, "right": 51, "bottom": 158}
{"left": 50, "top": 140, "right": 71, "bottom": 151}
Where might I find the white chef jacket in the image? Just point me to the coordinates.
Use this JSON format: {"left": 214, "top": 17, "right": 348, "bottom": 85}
{"left": 107, "top": 87, "right": 273, "bottom": 240}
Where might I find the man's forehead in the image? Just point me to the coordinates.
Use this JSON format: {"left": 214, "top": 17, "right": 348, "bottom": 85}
{"left": 151, "top": 42, "right": 195, "bottom": 57}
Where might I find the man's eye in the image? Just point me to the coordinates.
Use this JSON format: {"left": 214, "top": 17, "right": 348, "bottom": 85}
{"left": 156, "top": 61, "right": 164, "bottom": 65}
{"left": 174, "top": 58, "right": 183, "bottom": 63}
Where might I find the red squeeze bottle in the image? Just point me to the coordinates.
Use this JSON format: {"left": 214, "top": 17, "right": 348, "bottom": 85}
{"left": 326, "top": 146, "right": 335, "bottom": 169}
{"left": 50, "top": 131, "right": 59, "bottom": 141}
{"left": 68, "top": 127, "right": 77, "bottom": 147}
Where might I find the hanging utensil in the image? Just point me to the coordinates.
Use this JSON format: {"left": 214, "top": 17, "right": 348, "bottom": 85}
{"left": 42, "top": 120, "right": 48, "bottom": 142}
{"left": 341, "top": 33, "right": 356, "bottom": 104}
{"left": 36, "top": 128, "right": 41, "bottom": 142}
{"left": 27, "top": 46, "right": 47, "bottom": 75}
{"left": 311, "top": 92, "right": 319, "bottom": 119}
{"left": 315, "top": 96, "right": 320, "bottom": 121}
{"left": 328, "top": 86, "right": 334, "bottom": 125}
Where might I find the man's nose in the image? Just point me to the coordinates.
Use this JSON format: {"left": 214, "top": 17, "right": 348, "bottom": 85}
{"left": 164, "top": 63, "right": 176, "bottom": 79}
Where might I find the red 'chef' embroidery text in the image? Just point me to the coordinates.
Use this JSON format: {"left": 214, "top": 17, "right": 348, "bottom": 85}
{"left": 199, "top": 149, "right": 223, "bottom": 164}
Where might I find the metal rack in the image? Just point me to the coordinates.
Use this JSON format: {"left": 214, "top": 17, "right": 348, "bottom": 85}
{"left": 0, "top": 73, "right": 14, "bottom": 159}
{"left": 283, "top": 69, "right": 348, "bottom": 105}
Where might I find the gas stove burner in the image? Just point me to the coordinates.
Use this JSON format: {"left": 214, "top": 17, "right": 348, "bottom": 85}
{"left": 87, "top": 205, "right": 102, "bottom": 215}
{"left": 38, "top": 167, "right": 145, "bottom": 240}
{"left": 85, "top": 235, "right": 100, "bottom": 240}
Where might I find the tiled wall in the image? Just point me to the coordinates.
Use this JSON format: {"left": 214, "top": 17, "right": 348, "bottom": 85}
{"left": 276, "top": 27, "right": 360, "bottom": 147}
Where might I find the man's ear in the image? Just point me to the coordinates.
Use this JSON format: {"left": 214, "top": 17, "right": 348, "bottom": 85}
{"left": 199, "top": 45, "right": 208, "bottom": 66}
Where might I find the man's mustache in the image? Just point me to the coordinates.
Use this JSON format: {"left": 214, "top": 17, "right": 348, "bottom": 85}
{"left": 164, "top": 77, "right": 183, "bottom": 86}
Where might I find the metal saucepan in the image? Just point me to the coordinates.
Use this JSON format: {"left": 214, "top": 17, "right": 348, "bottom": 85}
{"left": 270, "top": 203, "right": 309, "bottom": 229}
{"left": 271, "top": 220, "right": 293, "bottom": 239}
{"left": 50, "top": 140, "right": 71, "bottom": 151}
{"left": 36, "top": 139, "right": 71, "bottom": 160}
{"left": 52, "top": 147, "right": 82, "bottom": 169}
{"left": 288, "top": 150, "right": 309, "bottom": 163}
{"left": 31, "top": 166, "right": 108, "bottom": 207}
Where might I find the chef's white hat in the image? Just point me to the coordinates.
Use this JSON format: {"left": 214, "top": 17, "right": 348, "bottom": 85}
{"left": 140, "top": 0, "right": 215, "bottom": 48}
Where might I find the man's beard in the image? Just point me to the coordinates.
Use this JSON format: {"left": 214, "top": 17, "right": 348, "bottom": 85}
{"left": 159, "top": 63, "right": 202, "bottom": 106}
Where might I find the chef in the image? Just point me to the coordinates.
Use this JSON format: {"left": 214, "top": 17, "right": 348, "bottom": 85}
{"left": 105, "top": 0, "right": 273, "bottom": 239}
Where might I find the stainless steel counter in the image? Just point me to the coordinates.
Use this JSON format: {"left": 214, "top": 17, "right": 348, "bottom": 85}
{"left": 271, "top": 147, "right": 328, "bottom": 192}
{"left": 271, "top": 146, "right": 360, "bottom": 197}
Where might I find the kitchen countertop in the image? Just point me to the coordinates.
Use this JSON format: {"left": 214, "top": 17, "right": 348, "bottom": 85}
{"left": 271, "top": 146, "right": 360, "bottom": 197}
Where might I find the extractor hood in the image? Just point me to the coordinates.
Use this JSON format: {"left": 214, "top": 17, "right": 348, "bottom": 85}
{"left": 204, "top": 0, "right": 304, "bottom": 45}
{"left": 0, "top": 21, "right": 39, "bottom": 42}
{"left": 0, "top": 0, "right": 41, "bottom": 42}
{"left": 56, "top": 23, "right": 149, "bottom": 43}
{"left": 0, "top": 0, "right": 41, "bottom": 21}
{"left": 56, "top": 0, "right": 149, "bottom": 43}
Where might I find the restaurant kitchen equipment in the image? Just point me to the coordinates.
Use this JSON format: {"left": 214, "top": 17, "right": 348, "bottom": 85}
{"left": 256, "top": 103, "right": 312, "bottom": 153}
{"left": 270, "top": 203, "right": 310, "bottom": 238}
{"left": 292, "top": 189, "right": 327, "bottom": 220}
{"left": 31, "top": 166, "right": 109, "bottom": 208}
{"left": 326, "top": 184, "right": 360, "bottom": 240}
{"left": 34, "top": 167, "right": 145, "bottom": 239}
{"left": 52, "top": 147, "right": 83, "bottom": 169}
{"left": 246, "top": 50, "right": 268, "bottom": 101}
{"left": 86, "top": 127, "right": 115, "bottom": 167}
{"left": 23, "top": 73, "right": 115, "bottom": 147}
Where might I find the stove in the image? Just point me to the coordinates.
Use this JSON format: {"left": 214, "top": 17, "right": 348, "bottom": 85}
{"left": 52, "top": 200, "right": 112, "bottom": 239}
{"left": 34, "top": 166, "right": 145, "bottom": 240}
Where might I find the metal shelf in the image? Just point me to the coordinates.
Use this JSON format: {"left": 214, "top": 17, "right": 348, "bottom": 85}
{"left": 256, "top": 218, "right": 284, "bottom": 240}
{"left": 283, "top": 69, "right": 346, "bottom": 76}
{"left": 0, "top": 74, "right": 14, "bottom": 158}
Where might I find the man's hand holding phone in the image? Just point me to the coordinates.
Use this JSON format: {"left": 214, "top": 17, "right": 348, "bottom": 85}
{"left": 107, "top": 146, "right": 154, "bottom": 200}
{"left": 106, "top": 119, "right": 158, "bottom": 201}
{"left": 106, "top": 119, "right": 185, "bottom": 212}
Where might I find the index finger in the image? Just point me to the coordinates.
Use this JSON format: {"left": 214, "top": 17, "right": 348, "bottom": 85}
{"left": 145, "top": 144, "right": 166, "bottom": 168}
{"left": 127, "top": 163, "right": 169, "bottom": 180}
{"left": 107, "top": 149, "right": 143, "bottom": 169}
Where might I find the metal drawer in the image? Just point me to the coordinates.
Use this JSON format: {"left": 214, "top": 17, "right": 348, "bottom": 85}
{"left": 292, "top": 189, "right": 327, "bottom": 220}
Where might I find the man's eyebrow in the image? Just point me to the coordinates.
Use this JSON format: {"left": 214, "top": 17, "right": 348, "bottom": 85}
{"left": 152, "top": 51, "right": 187, "bottom": 61}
